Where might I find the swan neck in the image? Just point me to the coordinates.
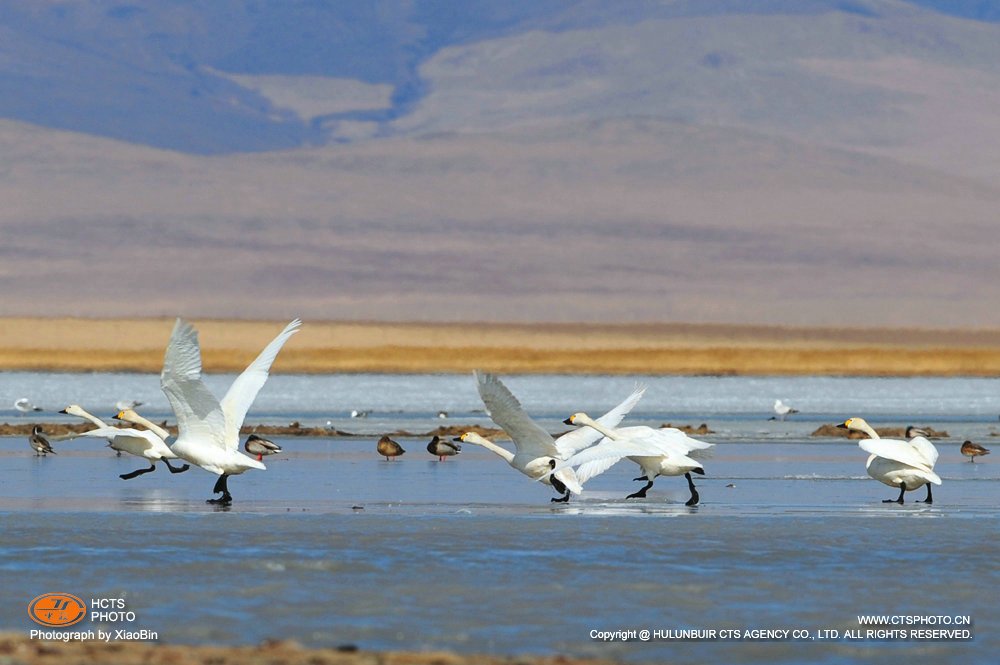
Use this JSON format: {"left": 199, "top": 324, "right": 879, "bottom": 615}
{"left": 127, "top": 412, "right": 170, "bottom": 440}
{"left": 859, "top": 421, "right": 880, "bottom": 439}
{"left": 76, "top": 408, "right": 107, "bottom": 428}
{"left": 475, "top": 438, "right": 515, "bottom": 463}
{"left": 578, "top": 414, "right": 618, "bottom": 439}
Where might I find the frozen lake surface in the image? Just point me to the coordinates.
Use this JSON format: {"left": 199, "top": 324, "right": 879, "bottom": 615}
{"left": 1, "top": 373, "right": 997, "bottom": 664}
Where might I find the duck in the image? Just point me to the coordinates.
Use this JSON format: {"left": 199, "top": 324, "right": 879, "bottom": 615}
{"left": 244, "top": 434, "right": 282, "bottom": 461}
{"left": 15, "top": 398, "right": 42, "bottom": 416}
{"left": 559, "top": 413, "right": 713, "bottom": 504}
{"left": 838, "top": 417, "right": 940, "bottom": 504}
{"left": 464, "top": 371, "right": 645, "bottom": 502}
{"left": 961, "top": 440, "right": 990, "bottom": 463}
{"left": 160, "top": 318, "right": 301, "bottom": 504}
{"left": 60, "top": 404, "right": 189, "bottom": 479}
{"left": 29, "top": 426, "right": 55, "bottom": 456}
{"left": 377, "top": 435, "right": 405, "bottom": 461}
{"left": 426, "top": 435, "right": 460, "bottom": 461}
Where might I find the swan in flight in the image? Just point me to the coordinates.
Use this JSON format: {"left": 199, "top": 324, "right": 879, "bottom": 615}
{"left": 115, "top": 400, "right": 143, "bottom": 411}
{"left": 244, "top": 434, "right": 282, "bottom": 461}
{"left": 60, "top": 405, "right": 188, "bottom": 479}
{"left": 961, "top": 440, "right": 989, "bottom": 463}
{"left": 559, "top": 414, "right": 713, "bottom": 504}
{"left": 376, "top": 435, "right": 405, "bottom": 461}
{"left": 838, "top": 417, "right": 940, "bottom": 504}
{"left": 427, "top": 435, "right": 460, "bottom": 461}
{"left": 160, "top": 318, "right": 301, "bottom": 504}
{"left": 771, "top": 399, "right": 798, "bottom": 421}
{"left": 29, "top": 426, "right": 55, "bottom": 456}
{"left": 15, "top": 398, "right": 42, "bottom": 415}
{"left": 465, "top": 370, "right": 645, "bottom": 502}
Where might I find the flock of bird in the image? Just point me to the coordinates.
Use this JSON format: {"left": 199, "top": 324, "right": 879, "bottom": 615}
{"left": 15, "top": 318, "right": 994, "bottom": 506}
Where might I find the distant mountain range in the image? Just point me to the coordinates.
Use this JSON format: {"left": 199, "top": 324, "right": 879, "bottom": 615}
{"left": 4, "top": 1, "right": 1000, "bottom": 328}
{"left": 3, "top": 0, "right": 999, "bottom": 154}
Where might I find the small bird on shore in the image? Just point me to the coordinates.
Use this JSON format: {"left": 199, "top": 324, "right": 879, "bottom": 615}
{"left": 29, "top": 426, "right": 55, "bottom": 456}
{"left": 377, "top": 435, "right": 405, "bottom": 461}
{"left": 426, "top": 435, "right": 460, "bottom": 461}
{"left": 15, "top": 398, "right": 42, "bottom": 416}
{"left": 771, "top": 399, "right": 798, "bottom": 421}
{"left": 961, "top": 440, "right": 990, "bottom": 463}
{"left": 244, "top": 434, "right": 282, "bottom": 461}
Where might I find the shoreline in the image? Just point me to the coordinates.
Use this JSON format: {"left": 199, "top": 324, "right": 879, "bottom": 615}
{"left": 0, "top": 634, "right": 618, "bottom": 665}
{"left": 3, "top": 317, "right": 1000, "bottom": 375}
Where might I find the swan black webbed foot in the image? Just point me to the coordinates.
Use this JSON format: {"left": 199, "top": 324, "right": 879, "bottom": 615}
{"left": 917, "top": 484, "right": 933, "bottom": 504}
{"left": 162, "top": 458, "right": 190, "bottom": 474}
{"left": 207, "top": 474, "right": 233, "bottom": 505}
{"left": 883, "top": 482, "right": 906, "bottom": 504}
{"left": 119, "top": 462, "right": 157, "bottom": 480}
{"left": 626, "top": 480, "right": 654, "bottom": 500}
{"left": 684, "top": 472, "right": 700, "bottom": 506}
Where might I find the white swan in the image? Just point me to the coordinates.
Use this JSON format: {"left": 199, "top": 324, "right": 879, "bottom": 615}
{"left": 60, "top": 404, "right": 189, "bottom": 479}
{"left": 772, "top": 399, "right": 798, "bottom": 421}
{"left": 838, "top": 417, "right": 941, "bottom": 504}
{"left": 160, "top": 317, "right": 301, "bottom": 504}
{"left": 559, "top": 414, "right": 713, "bottom": 504}
{"left": 115, "top": 400, "right": 143, "bottom": 411}
{"left": 464, "top": 370, "right": 645, "bottom": 502}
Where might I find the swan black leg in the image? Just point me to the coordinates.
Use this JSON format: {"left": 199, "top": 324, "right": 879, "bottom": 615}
{"left": 120, "top": 462, "right": 157, "bottom": 480}
{"left": 162, "top": 458, "right": 190, "bottom": 474}
{"left": 626, "top": 480, "right": 654, "bottom": 499}
{"left": 207, "top": 474, "right": 233, "bottom": 504}
{"left": 549, "top": 474, "right": 571, "bottom": 503}
{"left": 918, "top": 484, "right": 933, "bottom": 504}
{"left": 684, "top": 472, "right": 700, "bottom": 506}
{"left": 883, "top": 482, "right": 906, "bottom": 504}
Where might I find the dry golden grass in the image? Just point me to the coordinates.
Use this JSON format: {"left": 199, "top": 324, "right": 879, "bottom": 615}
{"left": 0, "top": 633, "right": 616, "bottom": 665}
{"left": 3, "top": 317, "right": 1000, "bottom": 375}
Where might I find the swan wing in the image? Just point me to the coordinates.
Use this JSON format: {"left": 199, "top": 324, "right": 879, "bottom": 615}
{"left": 611, "top": 426, "right": 711, "bottom": 457}
{"left": 160, "top": 318, "right": 226, "bottom": 448}
{"left": 555, "top": 385, "right": 646, "bottom": 456}
{"left": 554, "top": 436, "right": 678, "bottom": 476}
{"left": 907, "top": 436, "right": 940, "bottom": 467}
{"left": 474, "top": 371, "right": 559, "bottom": 458}
{"left": 574, "top": 456, "right": 625, "bottom": 484}
{"left": 220, "top": 319, "right": 301, "bottom": 451}
{"left": 859, "top": 438, "right": 934, "bottom": 472}
{"left": 651, "top": 427, "right": 715, "bottom": 453}
{"left": 72, "top": 426, "right": 166, "bottom": 455}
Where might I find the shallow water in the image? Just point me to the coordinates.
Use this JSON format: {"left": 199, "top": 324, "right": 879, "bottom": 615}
{"left": 1, "top": 373, "right": 998, "bottom": 663}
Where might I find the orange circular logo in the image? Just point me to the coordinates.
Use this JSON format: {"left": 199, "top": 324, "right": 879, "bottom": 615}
{"left": 28, "top": 593, "right": 87, "bottom": 627}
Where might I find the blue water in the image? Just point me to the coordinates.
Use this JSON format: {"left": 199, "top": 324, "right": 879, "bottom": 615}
{"left": 1, "top": 372, "right": 997, "bottom": 664}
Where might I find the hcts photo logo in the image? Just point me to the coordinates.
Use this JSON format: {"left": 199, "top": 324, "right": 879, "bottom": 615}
{"left": 28, "top": 593, "right": 87, "bottom": 628}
